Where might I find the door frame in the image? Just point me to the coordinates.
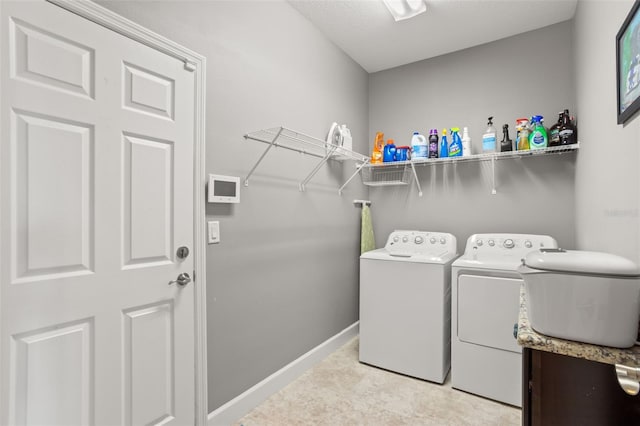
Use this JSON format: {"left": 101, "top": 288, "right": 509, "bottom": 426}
{"left": 43, "top": 0, "right": 209, "bottom": 423}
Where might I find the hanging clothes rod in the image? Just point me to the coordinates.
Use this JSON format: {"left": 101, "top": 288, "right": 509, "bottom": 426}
{"left": 353, "top": 199, "right": 371, "bottom": 206}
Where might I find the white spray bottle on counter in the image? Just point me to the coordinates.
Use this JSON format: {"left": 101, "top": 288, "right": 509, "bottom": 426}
{"left": 462, "top": 127, "right": 472, "bottom": 156}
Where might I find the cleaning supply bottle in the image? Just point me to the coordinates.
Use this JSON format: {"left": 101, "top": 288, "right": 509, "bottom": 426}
{"left": 371, "top": 132, "right": 384, "bottom": 164}
{"left": 516, "top": 118, "right": 530, "bottom": 151}
{"left": 548, "top": 112, "right": 563, "bottom": 147}
{"left": 411, "top": 132, "right": 428, "bottom": 160}
{"left": 461, "top": 127, "right": 472, "bottom": 156}
{"left": 500, "top": 124, "right": 513, "bottom": 152}
{"left": 428, "top": 129, "right": 439, "bottom": 158}
{"left": 559, "top": 109, "right": 577, "bottom": 145}
{"left": 449, "top": 127, "right": 463, "bottom": 157}
{"left": 528, "top": 115, "right": 548, "bottom": 150}
{"left": 482, "top": 116, "right": 497, "bottom": 153}
{"left": 383, "top": 139, "right": 396, "bottom": 162}
{"left": 439, "top": 129, "right": 448, "bottom": 158}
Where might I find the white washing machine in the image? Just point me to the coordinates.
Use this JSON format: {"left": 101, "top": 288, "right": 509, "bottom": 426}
{"left": 451, "top": 233, "right": 558, "bottom": 407}
{"left": 359, "top": 230, "right": 458, "bottom": 383}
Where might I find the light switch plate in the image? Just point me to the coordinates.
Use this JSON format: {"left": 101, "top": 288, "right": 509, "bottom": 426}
{"left": 208, "top": 221, "right": 220, "bottom": 244}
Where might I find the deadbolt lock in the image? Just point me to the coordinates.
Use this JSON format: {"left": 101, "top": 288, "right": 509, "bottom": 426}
{"left": 176, "top": 246, "right": 190, "bottom": 260}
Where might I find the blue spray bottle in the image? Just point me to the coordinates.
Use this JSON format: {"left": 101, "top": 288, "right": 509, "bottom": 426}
{"left": 448, "top": 127, "right": 463, "bottom": 157}
{"left": 439, "top": 128, "right": 449, "bottom": 158}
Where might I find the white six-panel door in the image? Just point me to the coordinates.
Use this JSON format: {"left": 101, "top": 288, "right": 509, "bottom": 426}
{"left": 0, "top": 1, "right": 197, "bottom": 424}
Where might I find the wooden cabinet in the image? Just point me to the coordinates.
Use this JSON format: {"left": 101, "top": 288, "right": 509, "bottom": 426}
{"left": 522, "top": 348, "right": 640, "bottom": 425}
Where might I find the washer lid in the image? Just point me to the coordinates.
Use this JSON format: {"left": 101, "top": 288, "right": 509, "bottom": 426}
{"left": 522, "top": 249, "right": 640, "bottom": 277}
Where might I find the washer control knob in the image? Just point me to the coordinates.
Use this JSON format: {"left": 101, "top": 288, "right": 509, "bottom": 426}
{"left": 488, "top": 239, "right": 495, "bottom": 247}
{"left": 430, "top": 237, "right": 436, "bottom": 244}
{"left": 440, "top": 237, "right": 446, "bottom": 244}
{"left": 525, "top": 240, "right": 533, "bottom": 248}
{"left": 414, "top": 236, "right": 424, "bottom": 244}
{"left": 477, "top": 239, "right": 483, "bottom": 246}
{"left": 393, "top": 236, "right": 400, "bottom": 243}
{"left": 503, "top": 239, "right": 515, "bottom": 249}
{"left": 402, "top": 236, "right": 408, "bottom": 243}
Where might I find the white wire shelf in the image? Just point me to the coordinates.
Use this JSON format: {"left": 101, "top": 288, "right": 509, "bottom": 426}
{"left": 361, "top": 143, "right": 579, "bottom": 196}
{"left": 244, "top": 127, "right": 369, "bottom": 162}
{"left": 242, "top": 126, "right": 370, "bottom": 193}
{"left": 364, "top": 143, "right": 579, "bottom": 169}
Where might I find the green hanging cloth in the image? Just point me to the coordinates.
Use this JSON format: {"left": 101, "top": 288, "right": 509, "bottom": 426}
{"left": 360, "top": 204, "right": 376, "bottom": 254}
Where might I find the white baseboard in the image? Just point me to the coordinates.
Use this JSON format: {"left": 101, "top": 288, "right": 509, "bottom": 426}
{"left": 207, "top": 321, "right": 359, "bottom": 426}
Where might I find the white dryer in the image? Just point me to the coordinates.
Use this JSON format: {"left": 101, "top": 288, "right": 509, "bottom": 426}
{"left": 359, "top": 230, "right": 458, "bottom": 383}
{"left": 451, "top": 234, "right": 558, "bottom": 407}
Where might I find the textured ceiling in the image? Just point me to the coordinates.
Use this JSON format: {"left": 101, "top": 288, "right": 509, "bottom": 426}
{"left": 288, "top": 0, "right": 578, "bottom": 73}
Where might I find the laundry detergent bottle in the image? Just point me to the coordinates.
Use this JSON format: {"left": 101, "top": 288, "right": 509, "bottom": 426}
{"left": 528, "top": 115, "right": 548, "bottom": 150}
{"left": 428, "top": 129, "right": 439, "bottom": 158}
{"left": 383, "top": 139, "right": 396, "bottom": 162}
{"left": 371, "top": 132, "right": 384, "bottom": 164}
{"left": 449, "top": 127, "right": 463, "bottom": 157}
{"left": 439, "top": 129, "right": 449, "bottom": 158}
{"left": 411, "top": 132, "right": 428, "bottom": 160}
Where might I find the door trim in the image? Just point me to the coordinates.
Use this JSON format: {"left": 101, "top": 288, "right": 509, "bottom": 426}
{"left": 45, "top": 1, "right": 208, "bottom": 424}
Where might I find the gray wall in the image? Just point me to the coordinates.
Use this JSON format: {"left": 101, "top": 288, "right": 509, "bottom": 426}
{"left": 574, "top": 0, "right": 640, "bottom": 261}
{"left": 97, "top": 0, "right": 369, "bottom": 412}
{"left": 368, "top": 22, "right": 576, "bottom": 253}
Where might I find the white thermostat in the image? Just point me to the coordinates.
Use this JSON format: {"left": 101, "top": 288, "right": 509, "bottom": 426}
{"left": 208, "top": 174, "right": 240, "bottom": 203}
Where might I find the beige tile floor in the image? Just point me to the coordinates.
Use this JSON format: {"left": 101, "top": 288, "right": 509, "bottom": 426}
{"left": 236, "top": 337, "right": 521, "bottom": 425}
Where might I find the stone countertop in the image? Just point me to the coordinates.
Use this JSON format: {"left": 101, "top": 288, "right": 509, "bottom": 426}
{"left": 517, "top": 285, "right": 640, "bottom": 366}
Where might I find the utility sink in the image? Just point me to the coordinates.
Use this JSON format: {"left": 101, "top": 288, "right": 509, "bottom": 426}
{"left": 518, "top": 249, "right": 640, "bottom": 348}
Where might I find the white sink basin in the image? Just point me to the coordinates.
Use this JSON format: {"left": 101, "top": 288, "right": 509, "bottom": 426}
{"left": 518, "top": 249, "right": 640, "bottom": 348}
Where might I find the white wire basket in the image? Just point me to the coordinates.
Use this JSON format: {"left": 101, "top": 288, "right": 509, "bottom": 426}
{"left": 360, "top": 164, "right": 410, "bottom": 186}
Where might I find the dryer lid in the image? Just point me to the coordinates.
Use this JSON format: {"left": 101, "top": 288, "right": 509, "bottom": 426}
{"left": 522, "top": 249, "right": 640, "bottom": 277}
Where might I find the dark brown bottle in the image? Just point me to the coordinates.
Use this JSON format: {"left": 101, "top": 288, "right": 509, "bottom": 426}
{"left": 548, "top": 112, "right": 563, "bottom": 147}
{"left": 559, "top": 109, "right": 577, "bottom": 145}
{"left": 500, "top": 124, "right": 513, "bottom": 152}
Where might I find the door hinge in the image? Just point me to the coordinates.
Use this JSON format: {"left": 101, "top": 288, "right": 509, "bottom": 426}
{"left": 192, "top": 270, "right": 196, "bottom": 283}
{"left": 184, "top": 60, "right": 196, "bottom": 72}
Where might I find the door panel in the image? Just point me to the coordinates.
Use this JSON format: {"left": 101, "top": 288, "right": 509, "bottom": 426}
{"left": 12, "top": 110, "right": 94, "bottom": 282}
{"left": 10, "top": 17, "right": 95, "bottom": 98}
{"left": 1, "top": 1, "right": 196, "bottom": 425}
{"left": 457, "top": 274, "right": 522, "bottom": 353}
{"left": 123, "top": 133, "right": 174, "bottom": 267}
{"left": 11, "top": 319, "right": 93, "bottom": 426}
{"left": 123, "top": 62, "right": 175, "bottom": 120}
{"left": 123, "top": 302, "right": 174, "bottom": 426}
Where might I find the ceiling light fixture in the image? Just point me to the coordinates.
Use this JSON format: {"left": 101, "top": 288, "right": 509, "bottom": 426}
{"left": 382, "top": 0, "right": 427, "bottom": 22}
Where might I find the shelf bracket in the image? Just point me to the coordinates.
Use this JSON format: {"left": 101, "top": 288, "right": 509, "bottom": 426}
{"left": 410, "top": 162, "right": 423, "bottom": 197}
{"left": 339, "top": 159, "right": 370, "bottom": 195}
{"left": 491, "top": 156, "right": 497, "bottom": 195}
{"left": 244, "top": 126, "right": 284, "bottom": 187}
{"left": 299, "top": 144, "right": 338, "bottom": 191}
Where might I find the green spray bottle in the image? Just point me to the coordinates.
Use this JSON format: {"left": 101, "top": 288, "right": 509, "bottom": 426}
{"left": 528, "top": 115, "right": 548, "bottom": 150}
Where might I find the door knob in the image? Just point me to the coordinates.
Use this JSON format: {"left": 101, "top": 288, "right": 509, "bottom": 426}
{"left": 169, "top": 272, "right": 191, "bottom": 286}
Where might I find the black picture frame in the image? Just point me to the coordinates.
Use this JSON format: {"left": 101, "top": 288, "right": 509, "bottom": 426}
{"left": 617, "top": 0, "right": 640, "bottom": 124}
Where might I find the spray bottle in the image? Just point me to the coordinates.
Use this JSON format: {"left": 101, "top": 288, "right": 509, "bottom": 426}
{"left": 449, "top": 128, "right": 463, "bottom": 157}
{"left": 500, "top": 124, "right": 513, "bottom": 152}
{"left": 461, "top": 127, "right": 472, "bottom": 156}
{"left": 528, "top": 115, "right": 548, "bottom": 150}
